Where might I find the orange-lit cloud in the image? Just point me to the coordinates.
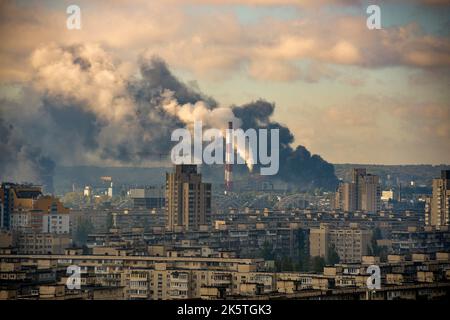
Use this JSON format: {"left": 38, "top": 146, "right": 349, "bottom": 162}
{"left": 1, "top": 0, "right": 450, "bottom": 83}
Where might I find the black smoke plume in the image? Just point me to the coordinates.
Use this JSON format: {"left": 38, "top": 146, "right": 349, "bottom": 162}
{"left": 0, "top": 116, "right": 55, "bottom": 193}
{"left": 232, "top": 100, "right": 338, "bottom": 190}
{"left": 0, "top": 44, "right": 337, "bottom": 192}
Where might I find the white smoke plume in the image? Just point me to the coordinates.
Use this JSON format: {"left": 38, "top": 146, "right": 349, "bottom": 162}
{"left": 161, "top": 89, "right": 240, "bottom": 130}
{"left": 31, "top": 43, "right": 134, "bottom": 123}
{"left": 161, "top": 90, "right": 256, "bottom": 169}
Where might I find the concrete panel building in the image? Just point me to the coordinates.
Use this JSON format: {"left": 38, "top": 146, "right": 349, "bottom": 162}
{"left": 166, "top": 165, "right": 211, "bottom": 232}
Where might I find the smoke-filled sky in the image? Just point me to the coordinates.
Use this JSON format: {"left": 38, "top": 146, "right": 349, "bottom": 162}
{"left": 0, "top": 0, "right": 449, "bottom": 168}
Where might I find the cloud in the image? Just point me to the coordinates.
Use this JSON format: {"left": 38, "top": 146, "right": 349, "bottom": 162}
{"left": 325, "top": 41, "right": 362, "bottom": 65}
{"left": 392, "top": 101, "right": 450, "bottom": 139}
{"left": 0, "top": 115, "right": 55, "bottom": 189}
{"left": 289, "top": 94, "right": 450, "bottom": 164}
{"left": 1, "top": 1, "right": 450, "bottom": 84}
{"left": 248, "top": 60, "right": 301, "bottom": 81}
{"left": 166, "top": 0, "right": 362, "bottom": 6}
{"left": 420, "top": 0, "right": 450, "bottom": 5}
{"left": 30, "top": 43, "right": 134, "bottom": 122}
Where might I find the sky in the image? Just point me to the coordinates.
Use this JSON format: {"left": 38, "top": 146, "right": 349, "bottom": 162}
{"left": 0, "top": 0, "right": 449, "bottom": 165}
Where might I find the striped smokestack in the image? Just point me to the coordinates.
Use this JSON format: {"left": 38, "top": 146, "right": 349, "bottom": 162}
{"left": 225, "top": 121, "right": 233, "bottom": 193}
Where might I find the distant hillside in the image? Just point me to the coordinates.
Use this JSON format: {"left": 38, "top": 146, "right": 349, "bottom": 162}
{"left": 54, "top": 161, "right": 339, "bottom": 195}
{"left": 53, "top": 164, "right": 449, "bottom": 195}
{"left": 333, "top": 164, "right": 450, "bottom": 186}
{"left": 54, "top": 165, "right": 170, "bottom": 194}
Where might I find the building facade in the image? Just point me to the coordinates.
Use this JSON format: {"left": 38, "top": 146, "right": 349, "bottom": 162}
{"left": 334, "top": 168, "right": 381, "bottom": 213}
{"left": 310, "top": 224, "right": 372, "bottom": 263}
{"left": 129, "top": 186, "right": 165, "bottom": 209}
{"left": 1, "top": 183, "right": 42, "bottom": 230}
{"left": 426, "top": 170, "right": 450, "bottom": 227}
{"left": 166, "top": 165, "right": 211, "bottom": 232}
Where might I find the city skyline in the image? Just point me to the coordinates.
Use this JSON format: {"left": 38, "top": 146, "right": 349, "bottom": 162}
{"left": 2, "top": 0, "right": 450, "bottom": 306}
{"left": 1, "top": 165, "right": 449, "bottom": 301}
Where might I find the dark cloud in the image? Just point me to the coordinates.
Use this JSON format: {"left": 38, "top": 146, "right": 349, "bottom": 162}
{"left": 233, "top": 100, "right": 338, "bottom": 190}
{"left": 41, "top": 97, "right": 102, "bottom": 151}
{"left": 138, "top": 56, "right": 217, "bottom": 107}
{"left": 0, "top": 115, "right": 55, "bottom": 192}
{"left": 73, "top": 57, "right": 92, "bottom": 71}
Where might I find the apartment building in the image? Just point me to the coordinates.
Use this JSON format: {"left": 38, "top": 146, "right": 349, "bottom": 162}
{"left": 310, "top": 224, "right": 372, "bottom": 263}
{"left": 1, "top": 183, "right": 42, "bottom": 230}
{"left": 1, "top": 252, "right": 449, "bottom": 300}
{"left": 334, "top": 168, "right": 381, "bottom": 213}
{"left": 166, "top": 165, "right": 212, "bottom": 232}
{"left": 129, "top": 186, "right": 165, "bottom": 209}
{"left": 8, "top": 195, "right": 70, "bottom": 234}
{"left": 335, "top": 182, "right": 357, "bottom": 212}
{"left": 391, "top": 226, "right": 450, "bottom": 254}
{"left": 16, "top": 233, "right": 72, "bottom": 255}
{"left": 425, "top": 170, "right": 450, "bottom": 227}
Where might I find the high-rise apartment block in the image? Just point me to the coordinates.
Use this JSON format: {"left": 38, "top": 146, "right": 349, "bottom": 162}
{"left": 360, "top": 174, "right": 381, "bottom": 213}
{"left": 334, "top": 168, "right": 381, "bottom": 213}
{"left": 166, "top": 165, "right": 211, "bottom": 232}
{"left": 335, "top": 182, "right": 357, "bottom": 212}
{"left": 426, "top": 170, "right": 450, "bottom": 227}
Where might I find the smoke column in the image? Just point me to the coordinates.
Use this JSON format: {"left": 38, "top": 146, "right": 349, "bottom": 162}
{"left": 0, "top": 43, "right": 338, "bottom": 192}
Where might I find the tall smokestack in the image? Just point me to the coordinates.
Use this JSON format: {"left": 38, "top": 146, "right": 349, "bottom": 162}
{"left": 225, "top": 121, "right": 233, "bottom": 193}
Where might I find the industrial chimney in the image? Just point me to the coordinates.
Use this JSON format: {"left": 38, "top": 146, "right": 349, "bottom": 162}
{"left": 225, "top": 121, "right": 233, "bottom": 193}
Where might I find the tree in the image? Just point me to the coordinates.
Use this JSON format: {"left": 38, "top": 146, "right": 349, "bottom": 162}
{"left": 296, "top": 229, "right": 310, "bottom": 271}
{"left": 372, "top": 227, "right": 383, "bottom": 242}
{"left": 297, "top": 254, "right": 311, "bottom": 272}
{"left": 74, "top": 219, "right": 94, "bottom": 245}
{"left": 260, "top": 241, "right": 274, "bottom": 261}
{"left": 61, "top": 191, "right": 83, "bottom": 207}
{"left": 310, "top": 256, "right": 326, "bottom": 273}
{"left": 326, "top": 245, "right": 340, "bottom": 265}
{"left": 275, "top": 255, "right": 295, "bottom": 272}
{"left": 106, "top": 213, "right": 114, "bottom": 230}
{"left": 370, "top": 227, "right": 388, "bottom": 261}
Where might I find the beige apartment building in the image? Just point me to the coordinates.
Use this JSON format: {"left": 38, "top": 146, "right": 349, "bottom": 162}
{"left": 335, "top": 182, "right": 357, "bottom": 212}
{"left": 16, "top": 233, "right": 72, "bottom": 255}
{"left": 0, "top": 253, "right": 270, "bottom": 300}
{"left": 1, "top": 252, "right": 450, "bottom": 300}
{"left": 310, "top": 224, "right": 372, "bottom": 263}
{"left": 334, "top": 168, "right": 381, "bottom": 213}
{"left": 166, "top": 165, "right": 211, "bottom": 232}
{"left": 111, "top": 264, "right": 276, "bottom": 300}
{"left": 361, "top": 174, "right": 381, "bottom": 213}
{"left": 426, "top": 170, "right": 450, "bottom": 227}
